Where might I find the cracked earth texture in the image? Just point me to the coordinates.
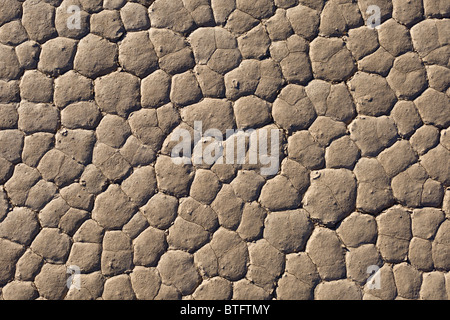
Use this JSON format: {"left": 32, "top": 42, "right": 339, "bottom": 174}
{"left": 0, "top": 0, "right": 449, "bottom": 300}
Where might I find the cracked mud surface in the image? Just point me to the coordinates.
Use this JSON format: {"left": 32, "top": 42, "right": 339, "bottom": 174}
{"left": 0, "top": 0, "right": 449, "bottom": 300}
